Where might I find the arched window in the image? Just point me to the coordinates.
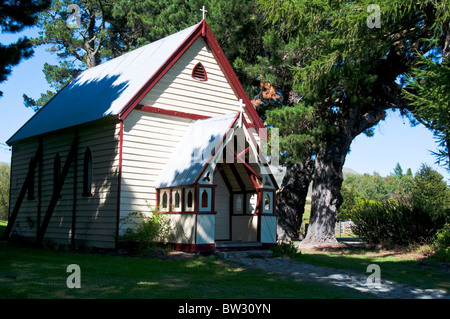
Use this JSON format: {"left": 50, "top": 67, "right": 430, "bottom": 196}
{"left": 191, "top": 62, "right": 208, "bottom": 81}
{"left": 162, "top": 192, "right": 168, "bottom": 209}
{"left": 174, "top": 191, "right": 180, "bottom": 208}
{"left": 201, "top": 189, "right": 208, "bottom": 208}
{"left": 53, "top": 153, "right": 61, "bottom": 196}
{"left": 235, "top": 195, "right": 242, "bottom": 213}
{"left": 187, "top": 190, "right": 193, "bottom": 209}
{"left": 264, "top": 194, "right": 271, "bottom": 211}
{"left": 83, "top": 148, "right": 93, "bottom": 196}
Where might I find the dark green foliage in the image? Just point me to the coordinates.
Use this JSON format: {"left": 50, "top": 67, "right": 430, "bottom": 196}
{"left": 428, "top": 224, "right": 450, "bottom": 262}
{"left": 23, "top": 61, "right": 80, "bottom": 110}
{"left": 412, "top": 164, "right": 450, "bottom": 213}
{"left": 434, "top": 224, "right": 450, "bottom": 251}
{"left": 270, "top": 241, "right": 301, "bottom": 258}
{"left": 0, "top": 0, "right": 51, "bottom": 97}
{"left": 339, "top": 163, "right": 448, "bottom": 220}
{"left": 119, "top": 211, "right": 173, "bottom": 256}
{"left": 257, "top": 0, "right": 450, "bottom": 244}
{"left": 403, "top": 41, "right": 450, "bottom": 170}
{"left": 344, "top": 163, "right": 449, "bottom": 246}
{"left": 351, "top": 199, "right": 447, "bottom": 247}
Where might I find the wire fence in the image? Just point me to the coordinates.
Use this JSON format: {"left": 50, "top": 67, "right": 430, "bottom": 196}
{"left": 301, "top": 218, "right": 357, "bottom": 239}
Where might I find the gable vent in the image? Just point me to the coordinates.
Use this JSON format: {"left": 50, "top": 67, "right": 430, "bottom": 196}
{"left": 192, "top": 62, "right": 208, "bottom": 81}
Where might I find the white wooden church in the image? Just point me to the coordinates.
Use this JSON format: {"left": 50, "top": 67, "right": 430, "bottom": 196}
{"left": 5, "top": 20, "right": 278, "bottom": 252}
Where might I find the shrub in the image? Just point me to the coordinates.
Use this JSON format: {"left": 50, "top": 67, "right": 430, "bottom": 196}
{"left": 120, "top": 208, "right": 173, "bottom": 256}
{"left": 434, "top": 224, "right": 450, "bottom": 248}
{"left": 350, "top": 198, "right": 447, "bottom": 247}
{"left": 427, "top": 224, "right": 450, "bottom": 262}
{"left": 271, "top": 242, "right": 301, "bottom": 257}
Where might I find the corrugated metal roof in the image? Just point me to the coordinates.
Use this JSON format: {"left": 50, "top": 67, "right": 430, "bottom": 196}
{"left": 156, "top": 112, "right": 238, "bottom": 188}
{"left": 7, "top": 22, "right": 201, "bottom": 144}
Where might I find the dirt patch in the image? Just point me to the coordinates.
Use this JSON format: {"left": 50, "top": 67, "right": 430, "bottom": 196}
{"left": 295, "top": 241, "right": 431, "bottom": 260}
{"left": 153, "top": 251, "right": 197, "bottom": 261}
{"left": 296, "top": 241, "right": 364, "bottom": 252}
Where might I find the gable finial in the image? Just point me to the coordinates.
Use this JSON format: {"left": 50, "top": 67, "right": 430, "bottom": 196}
{"left": 238, "top": 98, "right": 246, "bottom": 127}
{"left": 200, "top": 5, "right": 208, "bottom": 20}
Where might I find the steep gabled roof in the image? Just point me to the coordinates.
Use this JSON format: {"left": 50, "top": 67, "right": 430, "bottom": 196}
{"left": 7, "top": 20, "right": 264, "bottom": 145}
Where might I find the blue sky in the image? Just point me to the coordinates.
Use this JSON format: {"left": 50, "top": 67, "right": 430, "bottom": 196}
{"left": 1, "top": 27, "right": 449, "bottom": 183}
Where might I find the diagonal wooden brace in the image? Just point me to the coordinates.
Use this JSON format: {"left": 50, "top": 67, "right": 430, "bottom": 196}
{"left": 3, "top": 141, "right": 43, "bottom": 240}
{"left": 37, "top": 134, "right": 78, "bottom": 245}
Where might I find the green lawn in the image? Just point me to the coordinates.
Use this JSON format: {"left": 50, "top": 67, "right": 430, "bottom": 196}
{"left": 2, "top": 220, "right": 447, "bottom": 299}
{"left": 0, "top": 220, "right": 6, "bottom": 238}
{"left": 0, "top": 221, "right": 372, "bottom": 299}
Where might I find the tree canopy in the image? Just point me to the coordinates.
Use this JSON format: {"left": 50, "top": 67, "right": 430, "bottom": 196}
{"left": 0, "top": 0, "right": 51, "bottom": 97}
{"left": 257, "top": 0, "right": 450, "bottom": 244}
{"left": 339, "top": 163, "right": 449, "bottom": 220}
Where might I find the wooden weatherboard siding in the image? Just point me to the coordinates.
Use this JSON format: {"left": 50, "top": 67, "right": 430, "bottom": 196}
{"left": 8, "top": 118, "right": 120, "bottom": 248}
{"left": 140, "top": 37, "right": 243, "bottom": 119}
{"left": 120, "top": 111, "right": 194, "bottom": 218}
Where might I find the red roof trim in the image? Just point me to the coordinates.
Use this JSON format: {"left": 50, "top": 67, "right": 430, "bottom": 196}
{"left": 119, "top": 22, "right": 204, "bottom": 120}
{"left": 119, "top": 20, "right": 265, "bottom": 133}
{"left": 137, "top": 105, "right": 211, "bottom": 120}
{"left": 201, "top": 22, "right": 265, "bottom": 131}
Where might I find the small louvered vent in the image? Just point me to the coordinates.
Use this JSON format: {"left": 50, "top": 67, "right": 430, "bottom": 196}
{"left": 192, "top": 62, "right": 208, "bottom": 81}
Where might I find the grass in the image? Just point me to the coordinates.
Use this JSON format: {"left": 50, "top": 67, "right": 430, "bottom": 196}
{"left": 0, "top": 220, "right": 6, "bottom": 238}
{"left": 2, "top": 220, "right": 448, "bottom": 299}
{"left": 294, "top": 245, "right": 450, "bottom": 292}
{"left": 0, "top": 222, "right": 372, "bottom": 299}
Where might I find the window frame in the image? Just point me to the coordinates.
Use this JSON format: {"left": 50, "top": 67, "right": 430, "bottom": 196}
{"left": 82, "top": 148, "right": 93, "bottom": 197}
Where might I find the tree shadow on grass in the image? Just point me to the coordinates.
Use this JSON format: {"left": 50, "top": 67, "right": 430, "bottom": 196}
{"left": 294, "top": 245, "right": 450, "bottom": 293}
{"left": 0, "top": 240, "right": 373, "bottom": 299}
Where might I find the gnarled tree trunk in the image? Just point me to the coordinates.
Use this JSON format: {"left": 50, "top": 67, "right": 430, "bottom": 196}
{"left": 276, "top": 159, "right": 314, "bottom": 241}
{"left": 301, "top": 110, "right": 386, "bottom": 246}
{"left": 301, "top": 143, "right": 349, "bottom": 245}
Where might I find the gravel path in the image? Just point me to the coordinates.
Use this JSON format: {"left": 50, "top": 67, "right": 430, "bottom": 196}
{"left": 218, "top": 251, "right": 449, "bottom": 299}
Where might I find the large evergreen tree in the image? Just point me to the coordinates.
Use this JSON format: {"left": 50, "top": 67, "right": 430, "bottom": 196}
{"left": 0, "top": 0, "right": 50, "bottom": 97}
{"left": 403, "top": 56, "right": 450, "bottom": 170}
{"left": 258, "top": 0, "right": 450, "bottom": 244}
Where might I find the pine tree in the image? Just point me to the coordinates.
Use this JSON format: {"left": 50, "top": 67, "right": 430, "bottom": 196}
{"left": 412, "top": 164, "right": 450, "bottom": 213}
{"left": 403, "top": 56, "right": 450, "bottom": 170}
{"left": 0, "top": 0, "right": 51, "bottom": 97}
{"left": 258, "top": 0, "right": 450, "bottom": 244}
{"left": 23, "top": 0, "right": 109, "bottom": 109}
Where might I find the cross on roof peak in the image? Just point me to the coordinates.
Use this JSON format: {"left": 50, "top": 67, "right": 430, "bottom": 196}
{"left": 200, "top": 6, "right": 207, "bottom": 20}
{"left": 238, "top": 99, "right": 246, "bottom": 127}
{"left": 238, "top": 99, "right": 246, "bottom": 111}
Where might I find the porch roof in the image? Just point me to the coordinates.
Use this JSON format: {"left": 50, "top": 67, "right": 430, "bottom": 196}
{"left": 156, "top": 112, "right": 238, "bottom": 188}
